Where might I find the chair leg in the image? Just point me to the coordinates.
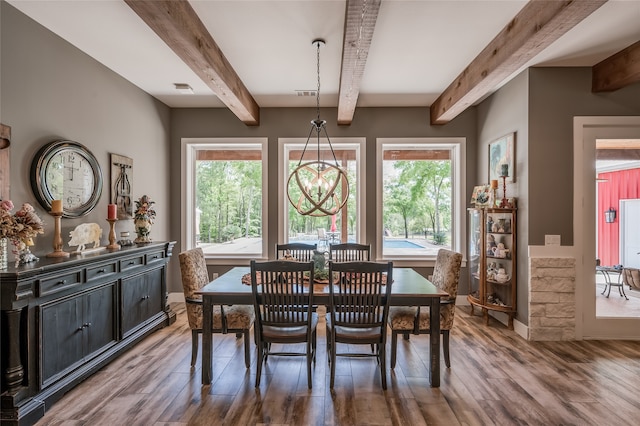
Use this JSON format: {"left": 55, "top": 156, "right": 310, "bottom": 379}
{"left": 306, "top": 340, "right": 313, "bottom": 389}
{"left": 330, "top": 335, "right": 336, "bottom": 389}
{"left": 243, "top": 329, "right": 251, "bottom": 368}
{"left": 379, "top": 341, "right": 387, "bottom": 390}
{"left": 403, "top": 333, "right": 410, "bottom": 340}
{"left": 390, "top": 330, "right": 398, "bottom": 369}
{"left": 442, "top": 330, "right": 451, "bottom": 368}
{"left": 255, "top": 338, "right": 264, "bottom": 387}
{"left": 191, "top": 330, "right": 199, "bottom": 367}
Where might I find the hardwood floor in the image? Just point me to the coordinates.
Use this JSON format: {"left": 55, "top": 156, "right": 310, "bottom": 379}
{"left": 35, "top": 303, "right": 640, "bottom": 426}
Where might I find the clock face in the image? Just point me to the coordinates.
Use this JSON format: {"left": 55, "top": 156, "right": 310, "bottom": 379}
{"left": 31, "top": 140, "right": 103, "bottom": 218}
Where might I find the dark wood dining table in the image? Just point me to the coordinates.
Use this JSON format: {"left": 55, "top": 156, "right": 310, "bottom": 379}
{"left": 197, "top": 266, "right": 449, "bottom": 387}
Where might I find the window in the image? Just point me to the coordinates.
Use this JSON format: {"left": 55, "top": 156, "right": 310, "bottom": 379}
{"left": 279, "top": 138, "right": 365, "bottom": 250}
{"left": 182, "top": 138, "right": 268, "bottom": 260}
{"left": 377, "top": 138, "right": 465, "bottom": 264}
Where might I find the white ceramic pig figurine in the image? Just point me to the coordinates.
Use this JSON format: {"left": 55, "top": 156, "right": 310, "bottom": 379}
{"left": 68, "top": 223, "right": 102, "bottom": 251}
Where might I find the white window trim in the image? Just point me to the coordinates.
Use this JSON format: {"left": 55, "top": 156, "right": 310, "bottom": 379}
{"left": 376, "top": 137, "right": 466, "bottom": 267}
{"left": 278, "top": 137, "right": 366, "bottom": 245}
{"left": 181, "top": 137, "right": 268, "bottom": 264}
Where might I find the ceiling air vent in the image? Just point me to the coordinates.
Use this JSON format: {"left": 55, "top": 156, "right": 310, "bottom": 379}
{"left": 295, "top": 90, "right": 317, "bottom": 97}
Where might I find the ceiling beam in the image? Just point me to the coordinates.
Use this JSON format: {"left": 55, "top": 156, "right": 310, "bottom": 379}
{"left": 592, "top": 41, "right": 640, "bottom": 92}
{"left": 430, "top": 0, "right": 607, "bottom": 125}
{"left": 337, "top": 0, "right": 381, "bottom": 125}
{"left": 124, "top": 0, "right": 260, "bottom": 125}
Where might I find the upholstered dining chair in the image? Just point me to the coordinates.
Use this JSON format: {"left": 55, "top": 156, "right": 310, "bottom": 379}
{"left": 387, "top": 248, "right": 463, "bottom": 369}
{"left": 250, "top": 260, "right": 318, "bottom": 388}
{"left": 327, "top": 261, "right": 393, "bottom": 389}
{"left": 275, "top": 242, "right": 317, "bottom": 262}
{"left": 329, "top": 243, "right": 371, "bottom": 262}
{"left": 178, "top": 248, "right": 255, "bottom": 368}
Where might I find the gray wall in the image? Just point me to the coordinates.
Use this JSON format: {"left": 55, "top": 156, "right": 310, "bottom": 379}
{"left": 1, "top": 3, "right": 172, "bottom": 266}
{"left": 528, "top": 67, "right": 640, "bottom": 246}
{"left": 170, "top": 107, "right": 478, "bottom": 292}
{"left": 477, "top": 67, "right": 640, "bottom": 325}
{"left": 477, "top": 71, "right": 529, "bottom": 323}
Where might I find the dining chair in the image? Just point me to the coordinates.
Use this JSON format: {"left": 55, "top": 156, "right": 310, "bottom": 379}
{"left": 250, "top": 260, "right": 318, "bottom": 388}
{"left": 329, "top": 243, "right": 371, "bottom": 262}
{"left": 387, "top": 248, "right": 462, "bottom": 369}
{"left": 275, "top": 242, "right": 317, "bottom": 262}
{"left": 178, "top": 248, "right": 255, "bottom": 368}
{"left": 327, "top": 261, "right": 393, "bottom": 389}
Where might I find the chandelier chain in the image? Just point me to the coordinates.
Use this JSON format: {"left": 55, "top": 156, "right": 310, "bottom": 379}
{"left": 316, "top": 40, "right": 321, "bottom": 121}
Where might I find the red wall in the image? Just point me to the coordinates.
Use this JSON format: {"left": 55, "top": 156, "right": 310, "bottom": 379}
{"left": 597, "top": 168, "right": 640, "bottom": 266}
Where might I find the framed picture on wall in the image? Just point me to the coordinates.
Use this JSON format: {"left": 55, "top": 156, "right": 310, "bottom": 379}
{"left": 489, "top": 132, "right": 516, "bottom": 183}
{"left": 110, "top": 153, "right": 133, "bottom": 219}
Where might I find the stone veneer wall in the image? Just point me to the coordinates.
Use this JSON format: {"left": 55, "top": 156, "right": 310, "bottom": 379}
{"left": 528, "top": 257, "right": 576, "bottom": 341}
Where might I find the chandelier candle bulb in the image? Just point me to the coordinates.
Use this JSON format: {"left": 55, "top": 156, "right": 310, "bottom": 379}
{"left": 107, "top": 204, "right": 117, "bottom": 220}
{"left": 51, "top": 199, "right": 62, "bottom": 214}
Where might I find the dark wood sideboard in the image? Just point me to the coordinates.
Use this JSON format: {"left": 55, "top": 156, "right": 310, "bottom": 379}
{"left": 0, "top": 241, "right": 176, "bottom": 425}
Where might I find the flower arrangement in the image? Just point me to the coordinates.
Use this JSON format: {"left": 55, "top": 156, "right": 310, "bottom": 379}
{"left": 134, "top": 195, "right": 156, "bottom": 224}
{"left": 1, "top": 200, "right": 45, "bottom": 242}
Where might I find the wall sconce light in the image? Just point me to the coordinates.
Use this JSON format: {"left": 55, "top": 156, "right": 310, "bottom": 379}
{"left": 604, "top": 207, "right": 616, "bottom": 223}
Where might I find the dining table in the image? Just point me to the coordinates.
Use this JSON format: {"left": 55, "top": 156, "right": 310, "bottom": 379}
{"left": 197, "top": 266, "right": 449, "bottom": 387}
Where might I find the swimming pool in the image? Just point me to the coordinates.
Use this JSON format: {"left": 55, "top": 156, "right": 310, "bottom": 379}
{"left": 383, "top": 239, "right": 425, "bottom": 249}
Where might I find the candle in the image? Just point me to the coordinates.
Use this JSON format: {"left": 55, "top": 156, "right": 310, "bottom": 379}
{"left": 500, "top": 163, "right": 509, "bottom": 177}
{"left": 108, "top": 204, "right": 117, "bottom": 220}
{"left": 490, "top": 179, "right": 498, "bottom": 189}
{"left": 51, "top": 199, "right": 62, "bottom": 213}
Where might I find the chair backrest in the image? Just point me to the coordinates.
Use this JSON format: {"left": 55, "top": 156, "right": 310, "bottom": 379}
{"left": 178, "top": 247, "right": 209, "bottom": 299}
{"left": 329, "top": 243, "right": 371, "bottom": 262}
{"left": 250, "top": 260, "right": 315, "bottom": 328}
{"left": 275, "top": 243, "right": 317, "bottom": 262}
{"left": 432, "top": 249, "right": 463, "bottom": 302}
{"left": 317, "top": 228, "right": 327, "bottom": 239}
{"left": 328, "top": 261, "right": 393, "bottom": 328}
{"left": 178, "top": 247, "right": 210, "bottom": 330}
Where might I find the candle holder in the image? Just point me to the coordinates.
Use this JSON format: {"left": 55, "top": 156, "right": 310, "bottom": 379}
{"left": 106, "top": 219, "right": 120, "bottom": 250}
{"left": 499, "top": 175, "right": 509, "bottom": 208}
{"left": 46, "top": 211, "right": 70, "bottom": 258}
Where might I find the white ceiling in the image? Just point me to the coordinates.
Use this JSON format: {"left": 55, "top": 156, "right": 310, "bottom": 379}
{"left": 7, "top": 0, "right": 640, "bottom": 110}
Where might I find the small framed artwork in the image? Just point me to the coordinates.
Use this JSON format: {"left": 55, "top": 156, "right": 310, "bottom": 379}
{"left": 489, "top": 132, "right": 515, "bottom": 183}
{"left": 110, "top": 153, "right": 133, "bottom": 219}
{"left": 471, "top": 185, "right": 491, "bottom": 207}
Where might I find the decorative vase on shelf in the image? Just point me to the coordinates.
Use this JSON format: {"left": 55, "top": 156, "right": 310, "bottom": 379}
{"left": 14, "top": 238, "right": 39, "bottom": 266}
{"left": 134, "top": 218, "right": 152, "bottom": 243}
{"left": 133, "top": 195, "right": 156, "bottom": 244}
{"left": 0, "top": 237, "right": 8, "bottom": 270}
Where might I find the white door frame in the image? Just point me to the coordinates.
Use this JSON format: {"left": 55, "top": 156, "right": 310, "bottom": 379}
{"left": 574, "top": 116, "right": 640, "bottom": 339}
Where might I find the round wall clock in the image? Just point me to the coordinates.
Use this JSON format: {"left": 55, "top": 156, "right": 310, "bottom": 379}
{"left": 30, "top": 139, "right": 103, "bottom": 218}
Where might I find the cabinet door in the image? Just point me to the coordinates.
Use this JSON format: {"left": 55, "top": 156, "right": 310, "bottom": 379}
{"left": 468, "top": 209, "right": 482, "bottom": 302}
{"left": 41, "top": 297, "right": 84, "bottom": 386}
{"left": 121, "top": 267, "right": 164, "bottom": 338}
{"left": 485, "top": 210, "right": 514, "bottom": 309}
{"left": 84, "top": 283, "right": 117, "bottom": 357}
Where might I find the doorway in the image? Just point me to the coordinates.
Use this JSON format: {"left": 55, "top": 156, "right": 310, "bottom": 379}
{"left": 574, "top": 116, "right": 640, "bottom": 339}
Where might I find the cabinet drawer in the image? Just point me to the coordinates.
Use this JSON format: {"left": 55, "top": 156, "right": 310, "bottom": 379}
{"left": 120, "top": 256, "right": 144, "bottom": 271}
{"left": 146, "top": 251, "right": 165, "bottom": 265}
{"left": 39, "top": 271, "right": 83, "bottom": 297}
{"left": 86, "top": 262, "right": 118, "bottom": 282}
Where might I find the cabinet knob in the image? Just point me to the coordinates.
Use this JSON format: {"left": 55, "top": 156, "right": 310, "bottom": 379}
{"left": 141, "top": 295, "right": 150, "bottom": 300}
{"left": 128, "top": 261, "right": 135, "bottom": 265}
{"left": 57, "top": 279, "right": 66, "bottom": 285}
{"left": 98, "top": 268, "right": 106, "bottom": 273}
